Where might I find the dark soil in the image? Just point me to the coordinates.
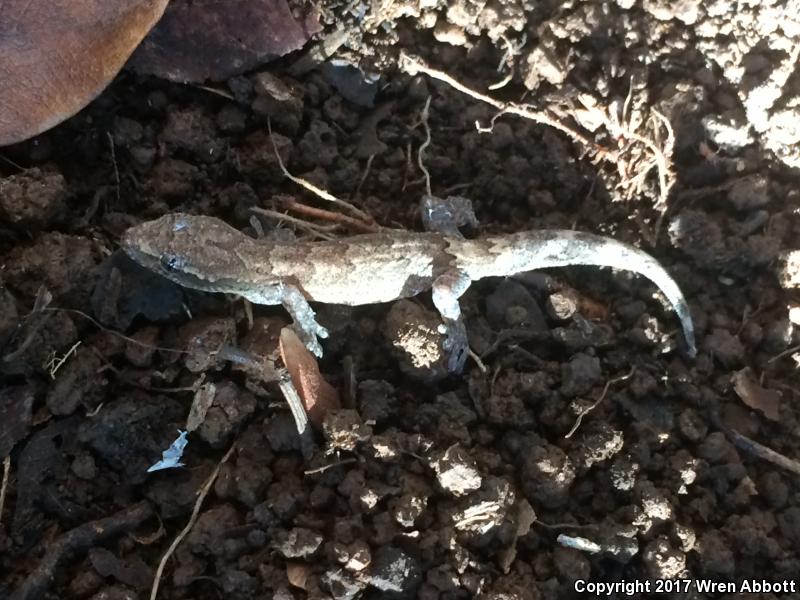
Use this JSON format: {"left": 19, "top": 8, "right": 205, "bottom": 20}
{"left": 2, "top": 2, "right": 800, "bottom": 600}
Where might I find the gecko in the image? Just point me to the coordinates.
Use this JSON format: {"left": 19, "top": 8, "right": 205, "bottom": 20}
{"left": 122, "top": 213, "right": 696, "bottom": 371}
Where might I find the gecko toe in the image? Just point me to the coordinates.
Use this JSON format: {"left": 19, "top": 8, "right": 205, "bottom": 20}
{"left": 292, "top": 325, "right": 325, "bottom": 357}
{"left": 308, "top": 340, "right": 324, "bottom": 357}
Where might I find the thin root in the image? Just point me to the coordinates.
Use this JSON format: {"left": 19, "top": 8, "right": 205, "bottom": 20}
{"left": 565, "top": 367, "right": 635, "bottom": 438}
{"left": 150, "top": 444, "right": 236, "bottom": 600}
{"left": 767, "top": 343, "right": 800, "bottom": 364}
{"left": 46, "top": 340, "right": 82, "bottom": 379}
{"left": 399, "top": 53, "right": 602, "bottom": 153}
{"left": 416, "top": 96, "right": 433, "bottom": 197}
{"left": 279, "top": 197, "right": 382, "bottom": 233}
{"left": 488, "top": 34, "right": 526, "bottom": 91}
{"left": 353, "top": 154, "right": 375, "bottom": 200}
{"left": 106, "top": 132, "right": 121, "bottom": 203}
{"left": 37, "top": 308, "right": 189, "bottom": 355}
{"left": 400, "top": 53, "right": 677, "bottom": 221}
{"left": 304, "top": 458, "right": 358, "bottom": 475}
{"left": 468, "top": 348, "right": 487, "bottom": 374}
{"left": 250, "top": 206, "right": 338, "bottom": 240}
{"left": 267, "top": 118, "right": 375, "bottom": 224}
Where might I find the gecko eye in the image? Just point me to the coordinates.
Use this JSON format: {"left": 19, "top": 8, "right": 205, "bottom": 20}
{"left": 160, "top": 254, "right": 184, "bottom": 272}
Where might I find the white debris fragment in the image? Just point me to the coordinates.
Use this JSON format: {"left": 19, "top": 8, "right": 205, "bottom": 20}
{"left": 147, "top": 430, "right": 189, "bottom": 473}
{"left": 557, "top": 534, "right": 602, "bottom": 554}
{"left": 779, "top": 250, "right": 800, "bottom": 289}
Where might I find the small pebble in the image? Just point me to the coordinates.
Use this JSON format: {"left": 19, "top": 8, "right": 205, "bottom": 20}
{"left": 546, "top": 292, "right": 578, "bottom": 321}
{"left": 367, "top": 546, "right": 421, "bottom": 597}
{"left": 431, "top": 444, "right": 482, "bottom": 496}
{"left": 273, "top": 528, "right": 324, "bottom": 559}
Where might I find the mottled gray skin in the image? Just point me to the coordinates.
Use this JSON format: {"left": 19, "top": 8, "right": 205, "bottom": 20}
{"left": 122, "top": 213, "right": 696, "bottom": 370}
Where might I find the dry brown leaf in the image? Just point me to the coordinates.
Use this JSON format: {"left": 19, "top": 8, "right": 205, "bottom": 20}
{"left": 130, "top": 0, "right": 320, "bottom": 83}
{"left": 279, "top": 328, "right": 340, "bottom": 428}
{"left": 0, "top": 0, "right": 168, "bottom": 146}
{"left": 731, "top": 367, "right": 781, "bottom": 421}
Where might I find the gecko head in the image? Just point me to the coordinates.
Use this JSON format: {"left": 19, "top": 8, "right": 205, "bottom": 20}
{"left": 122, "top": 213, "right": 195, "bottom": 273}
{"left": 121, "top": 213, "right": 246, "bottom": 287}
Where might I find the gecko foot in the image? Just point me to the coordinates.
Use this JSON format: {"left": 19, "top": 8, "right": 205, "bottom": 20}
{"left": 440, "top": 318, "right": 469, "bottom": 373}
{"left": 293, "top": 321, "right": 330, "bottom": 357}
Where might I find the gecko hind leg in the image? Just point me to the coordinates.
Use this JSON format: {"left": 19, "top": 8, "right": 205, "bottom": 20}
{"left": 245, "top": 284, "right": 329, "bottom": 357}
{"left": 432, "top": 269, "right": 472, "bottom": 372}
{"left": 281, "top": 285, "right": 329, "bottom": 357}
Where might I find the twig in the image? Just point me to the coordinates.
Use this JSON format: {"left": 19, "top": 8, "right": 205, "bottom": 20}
{"left": 468, "top": 348, "right": 487, "bottom": 373}
{"left": 399, "top": 53, "right": 602, "bottom": 152}
{"left": 0, "top": 456, "right": 10, "bottom": 527}
{"left": 725, "top": 428, "right": 800, "bottom": 476}
{"left": 0, "top": 153, "right": 28, "bottom": 171}
{"left": 267, "top": 119, "right": 375, "bottom": 223}
{"left": 106, "top": 132, "right": 121, "bottom": 203}
{"left": 279, "top": 197, "right": 381, "bottom": 233}
{"left": 193, "top": 84, "right": 235, "bottom": 100}
{"left": 250, "top": 206, "right": 338, "bottom": 240}
{"left": 565, "top": 367, "right": 635, "bottom": 438}
{"left": 767, "top": 343, "right": 800, "bottom": 364}
{"left": 12, "top": 501, "right": 153, "bottom": 600}
{"left": 150, "top": 445, "right": 236, "bottom": 600}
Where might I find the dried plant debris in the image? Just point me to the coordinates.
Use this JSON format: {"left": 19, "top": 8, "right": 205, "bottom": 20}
{"left": 130, "top": 0, "right": 320, "bottom": 83}
{"left": 0, "top": 0, "right": 168, "bottom": 146}
{"left": 147, "top": 430, "right": 189, "bottom": 473}
{"left": 731, "top": 368, "right": 781, "bottom": 422}
{"left": 279, "top": 327, "right": 341, "bottom": 427}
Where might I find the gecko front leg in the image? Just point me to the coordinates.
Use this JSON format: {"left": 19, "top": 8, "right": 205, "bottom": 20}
{"left": 243, "top": 283, "right": 329, "bottom": 356}
{"left": 432, "top": 269, "right": 472, "bottom": 372}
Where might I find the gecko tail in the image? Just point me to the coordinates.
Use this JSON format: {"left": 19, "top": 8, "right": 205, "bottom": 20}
{"left": 455, "top": 230, "right": 697, "bottom": 357}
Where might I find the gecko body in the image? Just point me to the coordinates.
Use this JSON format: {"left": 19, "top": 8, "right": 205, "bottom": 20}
{"left": 123, "top": 213, "right": 696, "bottom": 370}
